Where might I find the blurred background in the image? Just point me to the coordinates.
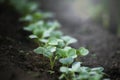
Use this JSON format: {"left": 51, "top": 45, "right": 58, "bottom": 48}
{"left": 0, "top": 0, "right": 120, "bottom": 80}
{"left": 40, "top": 0, "right": 120, "bottom": 36}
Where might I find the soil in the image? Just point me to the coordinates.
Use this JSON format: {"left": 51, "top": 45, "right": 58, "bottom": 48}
{"left": 0, "top": 0, "right": 120, "bottom": 80}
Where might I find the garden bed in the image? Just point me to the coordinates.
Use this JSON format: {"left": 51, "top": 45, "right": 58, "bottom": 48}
{"left": 0, "top": 1, "right": 120, "bottom": 80}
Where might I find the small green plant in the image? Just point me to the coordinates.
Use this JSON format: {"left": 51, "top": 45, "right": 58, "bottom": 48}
{"left": 59, "top": 62, "right": 104, "bottom": 80}
{"left": 34, "top": 46, "right": 57, "bottom": 70}
{"left": 57, "top": 47, "right": 88, "bottom": 66}
{"left": 33, "top": 38, "right": 78, "bottom": 70}
{"left": 77, "top": 47, "right": 89, "bottom": 56}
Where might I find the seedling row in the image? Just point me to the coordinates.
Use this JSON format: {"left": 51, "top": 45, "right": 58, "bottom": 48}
{"left": 0, "top": 0, "right": 109, "bottom": 80}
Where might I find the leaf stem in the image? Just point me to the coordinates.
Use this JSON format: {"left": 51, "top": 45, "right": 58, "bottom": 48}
{"left": 50, "top": 57, "right": 54, "bottom": 70}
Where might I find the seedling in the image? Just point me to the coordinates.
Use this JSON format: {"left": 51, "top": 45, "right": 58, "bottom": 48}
{"left": 77, "top": 47, "right": 89, "bottom": 56}
{"left": 57, "top": 47, "right": 89, "bottom": 68}
{"left": 59, "top": 62, "right": 104, "bottom": 80}
{"left": 56, "top": 47, "right": 77, "bottom": 58}
{"left": 24, "top": 20, "right": 61, "bottom": 38}
{"left": 34, "top": 46, "right": 57, "bottom": 70}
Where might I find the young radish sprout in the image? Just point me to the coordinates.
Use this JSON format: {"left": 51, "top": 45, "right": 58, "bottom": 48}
{"left": 34, "top": 46, "right": 57, "bottom": 70}
{"left": 5, "top": 0, "right": 108, "bottom": 79}
{"left": 59, "top": 62, "right": 104, "bottom": 80}
{"left": 34, "top": 37, "right": 78, "bottom": 70}
{"left": 57, "top": 47, "right": 89, "bottom": 66}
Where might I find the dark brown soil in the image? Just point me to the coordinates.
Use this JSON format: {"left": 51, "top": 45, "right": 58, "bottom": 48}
{"left": 0, "top": 0, "right": 120, "bottom": 80}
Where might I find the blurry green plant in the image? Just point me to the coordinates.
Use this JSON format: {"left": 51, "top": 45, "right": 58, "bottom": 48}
{"left": 20, "top": 11, "right": 53, "bottom": 22}
{"left": 10, "top": 0, "right": 38, "bottom": 14}
{"left": 34, "top": 46, "right": 57, "bottom": 70}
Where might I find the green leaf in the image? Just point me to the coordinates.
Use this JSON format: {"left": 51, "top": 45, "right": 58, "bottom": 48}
{"left": 59, "top": 57, "right": 74, "bottom": 65}
{"left": 59, "top": 74, "right": 65, "bottom": 80}
{"left": 91, "top": 67, "right": 104, "bottom": 72}
{"left": 24, "top": 24, "right": 35, "bottom": 31}
{"left": 28, "top": 2, "right": 38, "bottom": 12}
{"left": 47, "top": 46, "right": 56, "bottom": 53}
{"left": 72, "top": 62, "right": 81, "bottom": 72}
{"left": 42, "top": 46, "right": 56, "bottom": 58}
{"left": 34, "top": 46, "right": 55, "bottom": 58}
{"left": 34, "top": 12, "right": 53, "bottom": 20}
{"left": 35, "top": 20, "right": 44, "bottom": 26}
{"left": 29, "top": 35, "right": 38, "bottom": 39}
{"left": 33, "top": 12, "right": 53, "bottom": 20}
{"left": 78, "top": 67, "right": 89, "bottom": 73}
{"left": 47, "top": 21, "right": 61, "bottom": 30}
{"left": 39, "top": 39, "right": 48, "bottom": 43}
{"left": 64, "top": 46, "right": 72, "bottom": 51}
{"left": 68, "top": 48, "right": 77, "bottom": 58}
{"left": 89, "top": 72, "right": 103, "bottom": 80}
{"left": 77, "top": 47, "right": 89, "bottom": 56}
{"left": 33, "top": 28, "right": 43, "bottom": 38}
{"left": 34, "top": 47, "right": 45, "bottom": 54}
{"left": 77, "top": 72, "right": 89, "bottom": 79}
{"left": 56, "top": 47, "right": 77, "bottom": 58}
{"left": 57, "top": 39, "right": 65, "bottom": 48}
{"left": 44, "top": 46, "right": 57, "bottom": 58}
{"left": 33, "top": 12, "right": 43, "bottom": 20}
{"left": 51, "top": 31, "right": 63, "bottom": 38}
{"left": 42, "top": 29, "right": 52, "bottom": 38}
{"left": 60, "top": 66, "right": 69, "bottom": 73}
{"left": 43, "top": 50, "right": 53, "bottom": 58}
{"left": 47, "top": 38, "right": 58, "bottom": 45}
{"left": 20, "top": 14, "right": 33, "bottom": 22}
{"left": 56, "top": 48, "right": 67, "bottom": 58}
{"left": 61, "top": 36, "right": 77, "bottom": 45}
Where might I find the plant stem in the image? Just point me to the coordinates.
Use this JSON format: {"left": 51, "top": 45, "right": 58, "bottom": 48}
{"left": 65, "top": 75, "right": 70, "bottom": 80}
{"left": 50, "top": 57, "right": 54, "bottom": 70}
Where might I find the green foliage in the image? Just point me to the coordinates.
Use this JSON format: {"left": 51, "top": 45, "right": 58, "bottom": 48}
{"left": 56, "top": 47, "right": 77, "bottom": 58}
{"left": 77, "top": 47, "right": 89, "bottom": 56}
{"left": 59, "top": 62, "right": 104, "bottom": 80}
{"left": 59, "top": 57, "right": 74, "bottom": 65}
{"left": 10, "top": 0, "right": 38, "bottom": 14}
{"left": 24, "top": 20, "right": 61, "bottom": 41}
{"left": 20, "top": 11, "right": 53, "bottom": 22}
{"left": 34, "top": 46, "right": 57, "bottom": 69}
{"left": 7, "top": 0, "right": 108, "bottom": 80}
